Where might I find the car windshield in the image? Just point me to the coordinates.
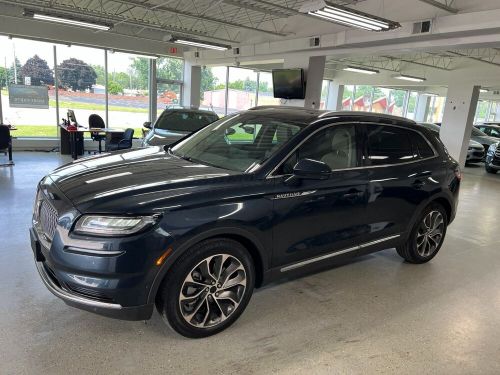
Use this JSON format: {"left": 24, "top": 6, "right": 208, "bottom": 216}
{"left": 155, "top": 110, "right": 218, "bottom": 132}
{"left": 472, "top": 127, "right": 487, "bottom": 137}
{"left": 169, "top": 114, "right": 305, "bottom": 172}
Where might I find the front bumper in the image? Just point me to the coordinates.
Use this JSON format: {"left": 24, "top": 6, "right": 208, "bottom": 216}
{"left": 35, "top": 259, "right": 153, "bottom": 320}
{"left": 29, "top": 224, "right": 164, "bottom": 321}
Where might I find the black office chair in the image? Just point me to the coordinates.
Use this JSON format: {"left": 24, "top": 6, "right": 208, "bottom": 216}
{"left": 0, "top": 125, "right": 13, "bottom": 166}
{"left": 89, "top": 114, "right": 106, "bottom": 153}
{"left": 105, "top": 128, "right": 134, "bottom": 151}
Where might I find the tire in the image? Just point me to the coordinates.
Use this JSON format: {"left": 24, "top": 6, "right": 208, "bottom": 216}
{"left": 155, "top": 238, "right": 255, "bottom": 338}
{"left": 485, "top": 165, "right": 497, "bottom": 174}
{"left": 396, "top": 203, "right": 448, "bottom": 264}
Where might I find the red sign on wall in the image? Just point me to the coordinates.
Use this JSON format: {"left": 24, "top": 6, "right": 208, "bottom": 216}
{"left": 169, "top": 47, "right": 178, "bottom": 54}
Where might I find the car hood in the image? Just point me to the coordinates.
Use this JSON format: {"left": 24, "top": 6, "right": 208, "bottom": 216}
{"left": 48, "top": 147, "right": 243, "bottom": 213}
{"left": 472, "top": 135, "right": 497, "bottom": 146}
{"left": 469, "top": 139, "right": 484, "bottom": 148}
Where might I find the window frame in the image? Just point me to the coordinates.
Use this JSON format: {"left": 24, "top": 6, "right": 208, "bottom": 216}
{"left": 267, "top": 121, "right": 438, "bottom": 178}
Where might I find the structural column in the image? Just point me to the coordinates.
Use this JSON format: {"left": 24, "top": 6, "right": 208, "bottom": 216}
{"left": 326, "top": 82, "right": 344, "bottom": 110}
{"left": 440, "top": 83, "right": 480, "bottom": 166}
{"left": 415, "top": 94, "right": 431, "bottom": 122}
{"left": 282, "top": 54, "right": 326, "bottom": 109}
{"left": 182, "top": 61, "right": 201, "bottom": 109}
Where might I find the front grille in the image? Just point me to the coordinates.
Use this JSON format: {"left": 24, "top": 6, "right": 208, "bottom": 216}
{"left": 495, "top": 148, "right": 500, "bottom": 158}
{"left": 39, "top": 199, "right": 58, "bottom": 241}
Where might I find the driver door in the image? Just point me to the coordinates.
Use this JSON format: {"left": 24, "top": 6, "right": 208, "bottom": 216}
{"left": 271, "top": 123, "right": 370, "bottom": 269}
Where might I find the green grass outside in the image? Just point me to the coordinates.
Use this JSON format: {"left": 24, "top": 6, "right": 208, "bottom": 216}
{"left": 12, "top": 125, "right": 58, "bottom": 137}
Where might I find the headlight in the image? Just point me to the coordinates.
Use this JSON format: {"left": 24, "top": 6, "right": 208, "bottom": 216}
{"left": 74, "top": 215, "right": 158, "bottom": 236}
{"left": 487, "top": 143, "right": 498, "bottom": 155}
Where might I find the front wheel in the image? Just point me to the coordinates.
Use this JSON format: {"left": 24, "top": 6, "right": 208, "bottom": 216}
{"left": 486, "top": 165, "right": 497, "bottom": 174}
{"left": 155, "top": 238, "right": 255, "bottom": 338}
{"left": 396, "top": 203, "right": 448, "bottom": 264}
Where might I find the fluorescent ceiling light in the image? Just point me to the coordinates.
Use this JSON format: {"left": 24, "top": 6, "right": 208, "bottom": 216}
{"left": 344, "top": 66, "right": 379, "bottom": 75}
{"left": 480, "top": 89, "right": 488, "bottom": 93}
{"left": 172, "top": 38, "right": 230, "bottom": 51}
{"left": 26, "top": 11, "right": 112, "bottom": 31}
{"left": 307, "top": 4, "right": 400, "bottom": 32}
{"left": 111, "top": 50, "right": 158, "bottom": 59}
{"left": 394, "top": 74, "right": 426, "bottom": 82}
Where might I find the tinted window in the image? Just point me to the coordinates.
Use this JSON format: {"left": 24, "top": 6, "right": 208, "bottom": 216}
{"left": 366, "top": 125, "right": 416, "bottom": 165}
{"left": 279, "top": 124, "right": 358, "bottom": 174}
{"left": 412, "top": 133, "right": 434, "bottom": 158}
{"left": 489, "top": 128, "right": 500, "bottom": 138}
{"left": 155, "top": 110, "right": 218, "bottom": 132}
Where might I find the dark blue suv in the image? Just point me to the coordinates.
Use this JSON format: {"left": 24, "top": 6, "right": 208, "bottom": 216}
{"left": 30, "top": 107, "right": 460, "bottom": 338}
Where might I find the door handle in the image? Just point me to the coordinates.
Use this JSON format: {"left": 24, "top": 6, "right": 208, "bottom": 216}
{"left": 342, "top": 189, "right": 364, "bottom": 200}
{"left": 412, "top": 180, "right": 425, "bottom": 189}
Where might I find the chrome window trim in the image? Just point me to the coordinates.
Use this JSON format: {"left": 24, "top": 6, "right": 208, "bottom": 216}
{"left": 280, "top": 234, "right": 401, "bottom": 272}
{"left": 267, "top": 121, "right": 439, "bottom": 179}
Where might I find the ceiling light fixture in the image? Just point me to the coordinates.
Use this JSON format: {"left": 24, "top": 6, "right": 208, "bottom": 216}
{"left": 394, "top": 74, "right": 426, "bottom": 82}
{"left": 343, "top": 66, "right": 379, "bottom": 75}
{"left": 480, "top": 89, "right": 489, "bottom": 93}
{"left": 170, "top": 38, "right": 230, "bottom": 51}
{"left": 306, "top": 4, "right": 400, "bottom": 32}
{"left": 110, "top": 50, "right": 158, "bottom": 59}
{"left": 24, "top": 10, "right": 112, "bottom": 31}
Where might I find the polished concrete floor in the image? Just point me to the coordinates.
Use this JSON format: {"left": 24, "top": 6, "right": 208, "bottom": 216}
{"left": 1, "top": 153, "right": 500, "bottom": 374}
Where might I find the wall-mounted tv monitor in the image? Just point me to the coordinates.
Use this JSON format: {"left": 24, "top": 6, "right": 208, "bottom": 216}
{"left": 272, "top": 68, "right": 306, "bottom": 99}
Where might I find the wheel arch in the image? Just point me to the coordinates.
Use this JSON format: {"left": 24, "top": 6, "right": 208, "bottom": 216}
{"left": 148, "top": 227, "right": 269, "bottom": 304}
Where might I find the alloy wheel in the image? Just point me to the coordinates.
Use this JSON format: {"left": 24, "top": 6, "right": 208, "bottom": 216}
{"left": 179, "top": 254, "right": 247, "bottom": 328}
{"left": 416, "top": 210, "right": 444, "bottom": 257}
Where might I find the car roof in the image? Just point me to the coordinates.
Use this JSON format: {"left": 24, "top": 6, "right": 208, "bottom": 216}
{"left": 162, "top": 107, "right": 218, "bottom": 116}
{"left": 247, "top": 106, "right": 417, "bottom": 127}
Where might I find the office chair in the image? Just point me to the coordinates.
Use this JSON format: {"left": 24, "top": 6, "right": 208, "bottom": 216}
{"left": 88, "top": 114, "right": 106, "bottom": 153}
{"left": 105, "top": 128, "right": 134, "bottom": 151}
{"left": 0, "top": 125, "right": 14, "bottom": 166}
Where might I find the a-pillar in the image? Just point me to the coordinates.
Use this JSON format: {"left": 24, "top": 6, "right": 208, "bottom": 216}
{"left": 440, "top": 83, "right": 480, "bottom": 166}
{"left": 282, "top": 54, "right": 326, "bottom": 109}
{"left": 182, "top": 61, "right": 201, "bottom": 108}
{"left": 326, "top": 82, "right": 344, "bottom": 110}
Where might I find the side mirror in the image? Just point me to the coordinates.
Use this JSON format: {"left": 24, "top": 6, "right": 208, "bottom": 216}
{"left": 285, "top": 159, "right": 331, "bottom": 185}
{"left": 143, "top": 121, "right": 152, "bottom": 129}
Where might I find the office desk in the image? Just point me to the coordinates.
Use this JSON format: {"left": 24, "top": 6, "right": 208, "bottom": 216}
{"left": 59, "top": 124, "right": 124, "bottom": 160}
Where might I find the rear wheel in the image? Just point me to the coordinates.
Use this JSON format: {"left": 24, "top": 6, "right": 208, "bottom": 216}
{"left": 396, "top": 203, "right": 447, "bottom": 264}
{"left": 155, "top": 238, "right": 255, "bottom": 338}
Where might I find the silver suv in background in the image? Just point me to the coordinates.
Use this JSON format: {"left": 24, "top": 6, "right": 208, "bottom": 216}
{"left": 142, "top": 107, "right": 219, "bottom": 147}
{"left": 419, "top": 122, "right": 485, "bottom": 163}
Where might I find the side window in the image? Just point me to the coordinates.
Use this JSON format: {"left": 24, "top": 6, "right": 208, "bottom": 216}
{"left": 412, "top": 132, "right": 435, "bottom": 158}
{"left": 490, "top": 128, "right": 500, "bottom": 138}
{"left": 278, "top": 124, "right": 358, "bottom": 174}
{"left": 366, "top": 125, "right": 416, "bottom": 166}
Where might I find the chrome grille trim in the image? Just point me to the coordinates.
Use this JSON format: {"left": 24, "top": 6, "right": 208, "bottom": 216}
{"left": 39, "top": 199, "right": 58, "bottom": 241}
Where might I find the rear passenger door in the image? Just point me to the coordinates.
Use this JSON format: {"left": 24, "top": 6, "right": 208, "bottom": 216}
{"left": 360, "top": 124, "right": 440, "bottom": 243}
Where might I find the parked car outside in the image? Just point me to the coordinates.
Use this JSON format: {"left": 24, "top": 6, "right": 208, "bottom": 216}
{"left": 142, "top": 107, "right": 218, "bottom": 147}
{"left": 30, "top": 108, "right": 460, "bottom": 338}
{"left": 485, "top": 142, "right": 500, "bottom": 174}
{"left": 419, "top": 122, "right": 484, "bottom": 163}
{"left": 475, "top": 123, "right": 500, "bottom": 139}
